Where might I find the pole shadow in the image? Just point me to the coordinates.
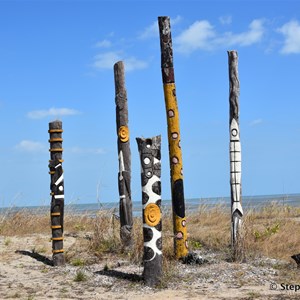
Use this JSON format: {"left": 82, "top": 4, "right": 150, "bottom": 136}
{"left": 15, "top": 250, "right": 53, "bottom": 266}
{"left": 95, "top": 268, "right": 142, "bottom": 283}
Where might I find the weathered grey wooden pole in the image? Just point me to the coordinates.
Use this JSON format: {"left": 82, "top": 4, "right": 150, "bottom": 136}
{"left": 48, "top": 120, "right": 65, "bottom": 266}
{"left": 114, "top": 61, "right": 134, "bottom": 250}
{"left": 158, "top": 16, "right": 188, "bottom": 259}
{"left": 228, "top": 50, "right": 244, "bottom": 260}
{"left": 136, "top": 136, "right": 162, "bottom": 287}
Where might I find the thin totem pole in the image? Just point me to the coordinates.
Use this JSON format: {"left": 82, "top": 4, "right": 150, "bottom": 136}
{"left": 48, "top": 120, "right": 65, "bottom": 266}
{"left": 158, "top": 16, "right": 188, "bottom": 259}
{"left": 114, "top": 61, "right": 134, "bottom": 249}
{"left": 136, "top": 136, "right": 162, "bottom": 287}
{"left": 228, "top": 50, "right": 243, "bottom": 259}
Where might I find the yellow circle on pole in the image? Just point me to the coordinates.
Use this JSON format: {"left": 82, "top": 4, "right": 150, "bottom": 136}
{"left": 144, "top": 203, "right": 161, "bottom": 227}
{"left": 118, "top": 126, "right": 129, "bottom": 142}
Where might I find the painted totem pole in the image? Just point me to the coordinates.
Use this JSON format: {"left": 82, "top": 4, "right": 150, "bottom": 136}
{"left": 158, "top": 16, "right": 188, "bottom": 259}
{"left": 114, "top": 61, "right": 134, "bottom": 250}
{"left": 48, "top": 120, "right": 65, "bottom": 266}
{"left": 136, "top": 136, "right": 162, "bottom": 287}
{"left": 228, "top": 50, "right": 243, "bottom": 259}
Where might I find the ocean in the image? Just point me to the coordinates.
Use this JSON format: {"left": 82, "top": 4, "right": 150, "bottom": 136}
{"left": 0, "top": 193, "right": 299, "bottom": 217}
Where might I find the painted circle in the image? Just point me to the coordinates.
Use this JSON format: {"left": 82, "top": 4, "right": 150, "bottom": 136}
{"left": 144, "top": 203, "right": 161, "bottom": 227}
{"left": 146, "top": 171, "right": 152, "bottom": 177}
{"left": 168, "top": 109, "right": 175, "bottom": 118}
{"left": 118, "top": 126, "right": 129, "bottom": 142}
{"left": 185, "top": 240, "right": 189, "bottom": 249}
{"left": 171, "top": 132, "right": 178, "bottom": 140}
{"left": 176, "top": 231, "right": 183, "bottom": 239}
{"left": 59, "top": 186, "right": 64, "bottom": 192}
{"left": 144, "top": 157, "right": 151, "bottom": 165}
{"left": 172, "top": 156, "right": 179, "bottom": 164}
{"left": 231, "top": 129, "right": 238, "bottom": 137}
{"left": 182, "top": 220, "right": 186, "bottom": 227}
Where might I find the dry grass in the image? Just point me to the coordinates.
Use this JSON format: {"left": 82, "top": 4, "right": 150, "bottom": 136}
{"left": 1, "top": 202, "right": 300, "bottom": 265}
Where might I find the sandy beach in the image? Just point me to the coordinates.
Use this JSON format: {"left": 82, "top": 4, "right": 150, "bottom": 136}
{"left": 1, "top": 231, "right": 299, "bottom": 300}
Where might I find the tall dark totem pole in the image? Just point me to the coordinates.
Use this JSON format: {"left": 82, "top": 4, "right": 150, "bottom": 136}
{"left": 114, "top": 61, "right": 134, "bottom": 249}
{"left": 48, "top": 120, "right": 65, "bottom": 266}
{"left": 228, "top": 50, "right": 244, "bottom": 260}
{"left": 158, "top": 16, "right": 188, "bottom": 259}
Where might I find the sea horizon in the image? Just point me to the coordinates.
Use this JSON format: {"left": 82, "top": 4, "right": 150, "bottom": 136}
{"left": 1, "top": 193, "right": 299, "bottom": 217}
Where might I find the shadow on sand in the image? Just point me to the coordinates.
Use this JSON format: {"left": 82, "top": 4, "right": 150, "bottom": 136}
{"left": 15, "top": 250, "right": 53, "bottom": 266}
{"left": 95, "top": 268, "right": 142, "bottom": 283}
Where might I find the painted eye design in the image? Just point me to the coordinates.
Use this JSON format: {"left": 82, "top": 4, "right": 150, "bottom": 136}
{"left": 118, "top": 126, "right": 129, "bottom": 142}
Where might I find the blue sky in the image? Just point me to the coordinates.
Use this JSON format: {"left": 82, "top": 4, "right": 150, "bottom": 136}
{"left": 0, "top": 0, "right": 300, "bottom": 207}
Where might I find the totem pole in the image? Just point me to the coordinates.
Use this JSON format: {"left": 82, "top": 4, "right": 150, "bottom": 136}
{"left": 48, "top": 120, "right": 65, "bottom": 266}
{"left": 136, "top": 136, "right": 162, "bottom": 287}
{"left": 158, "top": 16, "right": 188, "bottom": 259}
{"left": 228, "top": 50, "right": 243, "bottom": 259}
{"left": 114, "top": 61, "right": 134, "bottom": 250}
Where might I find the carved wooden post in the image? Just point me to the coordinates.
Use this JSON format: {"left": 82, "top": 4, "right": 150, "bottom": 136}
{"left": 136, "top": 136, "right": 162, "bottom": 287}
{"left": 158, "top": 16, "right": 188, "bottom": 259}
{"left": 228, "top": 50, "right": 243, "bottom": 260}
{"left": 48, "top": 120, "right": 65, "bottom": 266}
{"left": 114, "top": 61, "right": 134, "bottom": 250}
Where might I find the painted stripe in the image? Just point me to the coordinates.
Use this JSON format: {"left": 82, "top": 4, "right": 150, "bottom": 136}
{"left": 55, "top": 174, "right": 64, "bottom": 186}
{"left": 51, "top": 237, "right": 64, "bottom": 241}
{"left": 52, "top": 249, "right": 64, "bottom": 254}
{"left": 51, "top": 212, "right": 61, "bottom": 216}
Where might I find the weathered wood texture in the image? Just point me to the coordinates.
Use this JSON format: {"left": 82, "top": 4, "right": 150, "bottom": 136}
{"left": 49, "top": 120, "right": 65, "bottom": 266}
{"left": 114, "top": 61, "right": 134, "bottom": 249}
{"left": 136, "top": 136, "right": 162, "bottom": 287}
{"left": 158, "top": 16, "right": 188, "bottom": 259}
{"left": 228, "top": 50, "right": 243, "bottom": 260}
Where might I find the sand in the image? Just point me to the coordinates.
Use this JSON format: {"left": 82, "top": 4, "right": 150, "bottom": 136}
{"left": 0, "top": 233, "right": 299, "bottom": 300}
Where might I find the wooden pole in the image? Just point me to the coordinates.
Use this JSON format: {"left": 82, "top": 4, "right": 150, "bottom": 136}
{"left": 48, "top": 120, "right": 65, "bottom": 266}
{"left": 136, "top": 136, "right": 162, "bottom": 287}
{"left": 114, "top": 61, "right": 134, "bottom": 250}
{"left": 158, "top": 16, "right": 188, "bottom": 259}
{"left": 228, "top": 50, "right": 244, "bottom": 260}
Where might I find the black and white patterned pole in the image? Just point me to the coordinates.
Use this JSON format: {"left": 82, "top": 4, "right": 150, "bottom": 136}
{"left": 136, "top": 135, "right": 162, "bottom": 287}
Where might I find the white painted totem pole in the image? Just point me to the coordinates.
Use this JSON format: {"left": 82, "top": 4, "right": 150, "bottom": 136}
{"left": 228, "top": 50, "right": 244, "bottom": 260}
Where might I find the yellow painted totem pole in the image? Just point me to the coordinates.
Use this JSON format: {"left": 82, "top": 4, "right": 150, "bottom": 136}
{"left": 158, "top": 16, "right": 188, "bottom": 259}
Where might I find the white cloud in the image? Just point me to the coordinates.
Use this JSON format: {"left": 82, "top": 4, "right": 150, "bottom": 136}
{"left": 27, "top": 107, "right": 80, "bottom": 119}
{"left": 175, "top": 20, "right": 216, "bottom": 53}
{"left": 93, "top": 51, "right": 147, "bottom": 71}
{"left": 68, "top": 146, "right": 105, "bottom": 155}
{"left": 219, "top": 15, "right": 232, "bottom": 25}
{"left": 95, "top": 39, "right": 112, "bottom": 48}
{"left": 175, "top": 19, "right": 265, "bottom": 54}
{"left": 15, "top": 140, "right": 46, "bottom": 153}
{"left": 277, "top": 20, "right": 300, "bottom": 54}
{"left": 249, "top": 119, "right": 263, "bottom": 126}
{"left": 218, "top": 19, "right": 265, "bottom": 47}
{"left": 139, "top": 21, "right": 158, "bottom": 39}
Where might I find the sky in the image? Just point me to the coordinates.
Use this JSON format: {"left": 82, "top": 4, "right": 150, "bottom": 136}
{"left": 0, "top": 0, "right": 300, "bottom": 208}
